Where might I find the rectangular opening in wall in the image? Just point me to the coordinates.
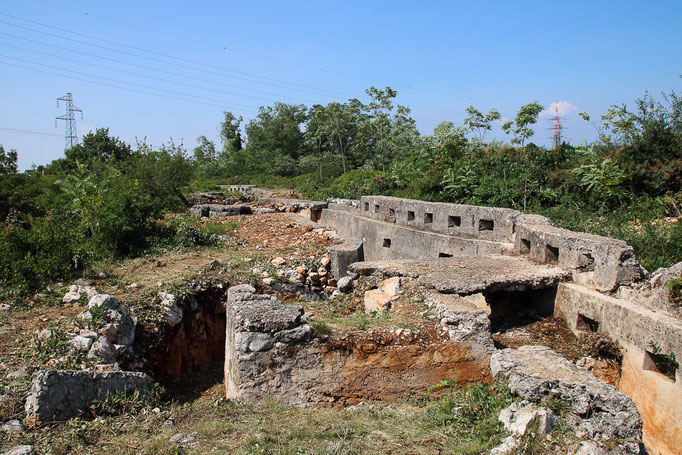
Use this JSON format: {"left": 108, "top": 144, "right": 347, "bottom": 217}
{"left": 383, "top": 238, "right": 391, "bottom": 248}
{"left": 520, "top": 238, "right": 531, "bottom": 253}
{"left": 388, "top": 208, "right": 396, "bottom": 223}
{"left": 374, "top": 204, "right": 380, "bottom": 213}
{"left": 448, "top": 215, "right": 461, "bottom": 227}
{"left": 576, "top": 313, "right": 599, "bottom": 332}
{"left": 438, "top": 252, "right": 453, "bottom": 258}
{"left": 424, "top": 212, "right": 433, "bottom": 224}
{"left": 479, "top": 219, "right": 494, "bottom": 231}
{"left": 407, "top": 211, "right": 415, "bottom": 221}
{"left": 545, "top": 245, "right": 560, "bottom": 262}
{"left": 643, "top": 345, "right": 678, "bottom": 382}
{"left": 486, "top": 287, "right": 557, "bottom": 334}
{"left": 364, "top": 202, "right": 369, "bottom": 211}
{"left": 310, "top": 209, "right": 322, "bottom": 223}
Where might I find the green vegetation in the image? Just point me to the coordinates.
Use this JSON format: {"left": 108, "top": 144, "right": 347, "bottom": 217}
{"left": 1, "top": 85, "right": 681, "bottom": 301}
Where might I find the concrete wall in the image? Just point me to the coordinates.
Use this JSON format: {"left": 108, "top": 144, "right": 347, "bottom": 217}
{"left": 321, "top": 208, "right": 510, "bottom": 263}
{"left": 555, "top": 283, "right": 682, "bottom": 455}
{"left": 358, "top": 195, "right": 521, "bottom": 243}
{"left": 319, "top": 195, "right": 644, "bottom": 291}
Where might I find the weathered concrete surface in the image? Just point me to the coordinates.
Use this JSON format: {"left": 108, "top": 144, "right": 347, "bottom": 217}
{"left": 350, "top": 255, "right": 570, "bottom": 295}
{"left": 555, "top": 283, "right": 682, "bottom": 368}
{"left": 364, "top": 277, "right": 401, "bottom": 313}
{"left": 424, "top": 292, "right": 495, "bottom": 359}
{"left": 225, "top": 286, "right": 490, "bottom": 405}
{"left": 619, "top": 348, "right": 682, "bottom": 455}
{"left": 190, "top": 204, "right": 252, "bottom": 218}
{"left": 25, "top": 370, "right": 151, "bottom": 425}
{"left": 328, "top": 239, "right": 363, "bottom": 279}
{"left": 628, "top": 260, "right": 682, "bottom": 318}
{"left": 359, "top": 195, "right": 522, "bottom": 242}
{"left": 317, "top": 194, "right": 644, "bottom": 291}
{"left": 491, "top": 345, "right": 643, "bottom": 441}
{"left": 498, "top": 400, "right": 554, "bottom": 436}
{"left": 321, "top": 208, "right": 509, "bottom": 262}
{"left": 514, "top": 222, "right": 644, "bottom": 292}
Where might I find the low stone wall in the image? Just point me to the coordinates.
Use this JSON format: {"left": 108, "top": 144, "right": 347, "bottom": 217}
{"left": 225, "top": 285, "right": 492, "bottom": 405}
{"left": 25, "top": 370, "right": 151, "bottom": 425}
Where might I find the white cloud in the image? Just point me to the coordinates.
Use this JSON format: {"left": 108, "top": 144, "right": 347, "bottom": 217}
{"left": 540, "top": 101, "right": 579, "bottom": 119}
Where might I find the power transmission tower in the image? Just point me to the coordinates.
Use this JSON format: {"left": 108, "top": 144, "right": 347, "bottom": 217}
{"left": 55, "top": 92, "right": 83, "bottom": 150}
{"left": 548, "top": 106, "right": 563, "bottom": 150}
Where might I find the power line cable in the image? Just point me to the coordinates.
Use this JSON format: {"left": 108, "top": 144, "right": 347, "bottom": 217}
{"left": 0, "top": 59, "right": 259, "bottom": 114}
{"left": 0, "top": 41, "right": 323, "bottom": 105}
{"left": 0, "top": 32, "right": 336, "bottom": 104}
{"left": 0, "top": 12, "right": 355, "bottom": 97}
{"left": 0, "top": 126, "right": 63, "bottom": 138}
{"left": 34, "top": 0, "right": 359, "bottom": 78}
{"left": 0, "top": 19, "right": 347, "bottom": 100}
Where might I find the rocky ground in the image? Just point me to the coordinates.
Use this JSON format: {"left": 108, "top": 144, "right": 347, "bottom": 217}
{"left": 0, "top": 209, "right": 635, "bottom": 454}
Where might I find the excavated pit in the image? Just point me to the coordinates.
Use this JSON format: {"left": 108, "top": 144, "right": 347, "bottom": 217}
{"left": 145, "top": 284, "right": 228, "bottom": 399}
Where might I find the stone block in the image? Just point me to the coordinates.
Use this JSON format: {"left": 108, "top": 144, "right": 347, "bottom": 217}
{"left": 25, "top": 370, "right": 151, "bottom": 424}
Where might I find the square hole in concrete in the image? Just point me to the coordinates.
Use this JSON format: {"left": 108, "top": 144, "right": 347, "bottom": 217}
{"left": 407, "top": 211, "right": 415, "bottom": 221}
{"left": 364, "top": 202, "right": 369, "bottom": 211}
{"left": 545, "top": 245, "right": 560, "bottom": 262}
{"left": 439, "top": 252, "right": 453, "bottom": 258}
{"left": 520, "top": 238, "right": 531, "bottom": 253}
{"left": 424, "top": 213, "right": 433, "bottom": 224}
{"left": 643, "top": 345, "right": 678, "bottom": 381}
{"left": 576, "top": 313, "right": 599, "bottom": 332}
{"left": 383, "top": 238, "right": 391, "bottom": 248}
{"left": 448, "top": 215, "right": 461, "bottom": 227}
{"left": 479, "top": 219, "right": 494, "bottom": 231}
{"left": 374, "top": 204, "right": 380, "bottom": 213}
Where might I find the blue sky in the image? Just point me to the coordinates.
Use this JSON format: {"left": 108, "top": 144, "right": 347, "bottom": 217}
{"left": 1, "top": 0, "right": 680, "bottom": 170}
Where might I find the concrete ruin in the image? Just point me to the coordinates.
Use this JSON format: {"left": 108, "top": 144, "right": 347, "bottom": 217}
{"left": 219, "top": 194, "right": 679, "bottom": 455}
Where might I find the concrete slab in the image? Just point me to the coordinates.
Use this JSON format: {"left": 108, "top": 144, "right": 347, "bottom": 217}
{"left": 349, "top": 255, "right": 570, "bottom": 295}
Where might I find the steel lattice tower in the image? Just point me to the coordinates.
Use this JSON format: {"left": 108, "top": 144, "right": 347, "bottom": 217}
{"left": 55, "top": 93, "right": 83, "bottom": 150}
{"left": 548, "top": 106, "right": 563, "bottom": 150}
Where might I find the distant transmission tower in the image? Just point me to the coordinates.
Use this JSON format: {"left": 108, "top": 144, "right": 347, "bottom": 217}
{"left": 55, "top": 93, "right": 83, "bottom": 150}
{"left": 548, "top": 106, "right": 563, "bottom": 150}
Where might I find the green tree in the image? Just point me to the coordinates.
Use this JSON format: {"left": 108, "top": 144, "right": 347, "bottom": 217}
{"left": 244, "top": 103, "right": 308, "bottom": 175}
{"left": 193, "top": 135, "right": 217, "bottom": 164}
{"left": 220, "top": 111, "right": 243, "bottom": 153}
{"left": 502, "top": 102, "right": 544, "bottom": 146}
{"left": 0, "top": 145, "right": 18, "bottom": 174}
{"left": 464, "top": 106, "right": 501, "bottom": 142}
{"left": 64, "top": 128, "right": 132, "bottom": 169}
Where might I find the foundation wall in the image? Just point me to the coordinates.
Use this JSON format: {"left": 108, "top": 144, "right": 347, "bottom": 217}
{"left": 320, "top": 208, "right": 509, "bottom": 262}
{"left": 555, "top": 283, "right": 682, "bottom": 455}
{"left": 225, "top": 286, "right": 491, "bottom": 405}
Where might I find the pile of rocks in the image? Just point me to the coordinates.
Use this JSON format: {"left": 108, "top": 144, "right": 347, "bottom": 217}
{"left": 71, "top": 292, "right": 138, "bottom": 368}
{"left": 254, "top": 254, "right": 355, "bottom": 298}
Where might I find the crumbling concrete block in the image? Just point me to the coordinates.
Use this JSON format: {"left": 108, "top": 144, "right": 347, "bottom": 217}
{"left": 190, "top": 204, "right": 252, "bottom": 218}
{"left": 328, "top": 240, "right": 364, "bottom": 279}
{"left": 498, "top": 400, "right": 554, "bottom": 435}
{"left": 490, "top": 345, "right": 643, "bottom": 441}
{"left": 25, "top": 370, "right": 151, "bottom": 425}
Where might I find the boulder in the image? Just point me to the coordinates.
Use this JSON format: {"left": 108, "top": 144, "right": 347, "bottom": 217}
{"left": 88, "top": 294, "right": 119, "bottom": 311}
{"left": 337, "top": 276, "right": 353, "bottom": 293}
{"left": 364, "top": 277, "right": 401, "bottom": 313}
{"left": 68, "top": 335, "right": 94, "bottom": 352}
{"left": 159, "top": 292, "right": 183, "bottom": 327}
{"left": 2, "top": 446, "right": 34, "bottom": 455}
{"left": 498, "top": 400, "right": 554, "bottom": 435}
{"left": 86, "top": 336, "right": 118, "bottom": 364}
